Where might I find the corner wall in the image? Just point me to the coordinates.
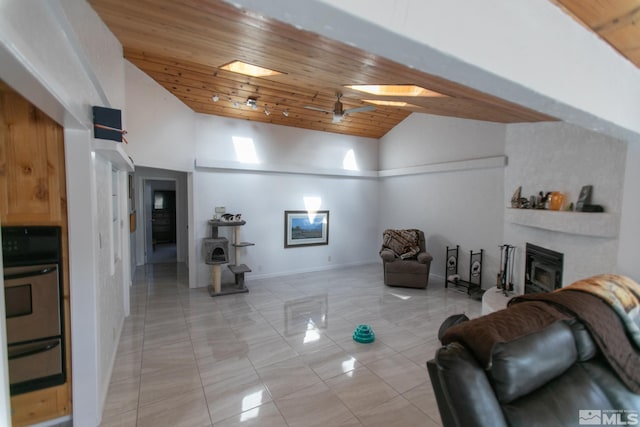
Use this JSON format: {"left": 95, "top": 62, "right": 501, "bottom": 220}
{"left": 378, "top": 114, "right": 507, "bottom": 287}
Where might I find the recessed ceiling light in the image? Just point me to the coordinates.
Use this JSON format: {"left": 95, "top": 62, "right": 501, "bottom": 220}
{"left": 346, "top": 85, "right": 447, "bottom": 97}
{"left": 220, "top": 60, "right": 283, "bottom": 77}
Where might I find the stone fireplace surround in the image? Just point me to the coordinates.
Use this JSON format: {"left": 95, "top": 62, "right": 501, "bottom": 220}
{"left": 503, "top": 122, "right": 626, "bottom": 294}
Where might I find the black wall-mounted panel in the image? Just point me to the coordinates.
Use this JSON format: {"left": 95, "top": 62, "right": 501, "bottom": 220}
{"left": 92, "top": 106, "right": 122, "bottom": 142}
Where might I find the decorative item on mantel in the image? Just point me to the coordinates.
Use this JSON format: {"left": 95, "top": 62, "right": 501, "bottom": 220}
{"left": 511, "top": 185, "right": 605, "bottom": 213}
{"left": 536, "top": 191, "right": 551, "bottom": 209}
{"left": 576, "top": 185, "right": 604, "bottom": 212}
{"left": 511, "top": 186, "right": 528, "bottom": 208}
{"left": 548, "top": 191, "right": 565, "bottom": 211}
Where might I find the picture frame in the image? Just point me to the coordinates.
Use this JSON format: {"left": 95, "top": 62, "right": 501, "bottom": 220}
{"left": 129, "top": 211, "right": 136, "bottom": 233}
{"left": 128, "top": 174, "right": 135, "bottom": 211}
{"left": 575, "top": 185, "right": 593, "bottom": 212}
{"left": 284, "top": 210, "right": 329, "bottom": 248}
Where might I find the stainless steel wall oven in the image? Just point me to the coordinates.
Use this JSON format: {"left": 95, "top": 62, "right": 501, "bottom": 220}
{"left": 2, "top": 226, "right": 66, "bottom": 395}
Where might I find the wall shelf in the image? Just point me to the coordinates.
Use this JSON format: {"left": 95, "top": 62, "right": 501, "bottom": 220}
{"left": 504, "top": 208, "right": 619, "bottom": 238}
{"left": 92, "top": 140, "right": 134, "bottom": 171}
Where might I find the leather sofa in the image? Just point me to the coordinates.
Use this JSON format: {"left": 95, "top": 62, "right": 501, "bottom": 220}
{"left": 379, "top": 229, "right": 433, "bottom": 289}
{"left": 427, "top": 298, "right": 640, "bottom": 427}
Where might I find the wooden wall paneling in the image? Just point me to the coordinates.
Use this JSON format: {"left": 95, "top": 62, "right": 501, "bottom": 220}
{"left": 0, "top": 83, "right": 72, "bottom": 425}
{"left": 0, "top": 88, "right": 66, "bottom": 225}
{"left": 10, "top": 385, "right": 70, "bottom": 427}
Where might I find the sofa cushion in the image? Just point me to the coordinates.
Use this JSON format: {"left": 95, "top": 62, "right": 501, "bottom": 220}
{"left": 384, "top": 258, "right": 428, "bottom": 274}
{"left": 488, "top": 321, "right": 577, "bottom": 403}
{"left": 500, "top": 363, "right": 620, "bottom": 427}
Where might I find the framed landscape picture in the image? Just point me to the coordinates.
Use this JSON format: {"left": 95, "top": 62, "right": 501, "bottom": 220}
{"left": 284, "top": 210, "right": 329, "bottom": 248}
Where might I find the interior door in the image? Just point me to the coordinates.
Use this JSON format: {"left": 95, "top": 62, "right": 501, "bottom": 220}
{"left": 144, "top": 181, "right": 152, "bottom": 264}
{"left": 151, "top": 190, "right": 176, "bottom": 245}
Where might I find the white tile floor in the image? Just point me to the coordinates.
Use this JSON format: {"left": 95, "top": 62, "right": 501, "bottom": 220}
{"left": 100, "top": 263, "right": 481, "bottom": 427}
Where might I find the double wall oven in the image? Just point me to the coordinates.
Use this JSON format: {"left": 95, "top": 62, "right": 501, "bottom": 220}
{"left": 2, "top": 226, "right": 66, "bottom": 395}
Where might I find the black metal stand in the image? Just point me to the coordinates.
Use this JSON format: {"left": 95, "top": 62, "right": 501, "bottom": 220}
{"left": 497, "top": 244, "right": 516, "bottom": 295}
{"left": 445, "top": 245, "right": 484, "bottom": 299}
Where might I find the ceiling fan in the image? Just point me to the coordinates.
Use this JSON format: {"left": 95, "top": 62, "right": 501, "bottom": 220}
{"left": 305, "top": 93, "right": 375, "bottom": 123}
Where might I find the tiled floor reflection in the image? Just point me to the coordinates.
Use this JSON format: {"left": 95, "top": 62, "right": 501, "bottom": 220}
{"left": 100, "top": 263, "right": 481, "bottom": 427}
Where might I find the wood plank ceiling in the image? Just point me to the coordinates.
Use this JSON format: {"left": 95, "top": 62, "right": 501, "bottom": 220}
{"left": 553, "top": 0, "right": 640, "bottom": 68}
{"left": 89, "top": 1, "right": 636, "bottom": 139}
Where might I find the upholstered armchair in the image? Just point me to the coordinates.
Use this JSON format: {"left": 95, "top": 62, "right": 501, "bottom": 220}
{"left": 379, "top": 229, "right": 433, "bottom": 289}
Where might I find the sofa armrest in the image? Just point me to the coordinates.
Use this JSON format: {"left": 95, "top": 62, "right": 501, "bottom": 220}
{"left": 429, "top": 343, "right": 507, "bottom": 427}
{"left": 380, "top": 248, "right": 397, "bottom": 262}
{"left": 417, "top": 251, "right": 433, "bottom": 264}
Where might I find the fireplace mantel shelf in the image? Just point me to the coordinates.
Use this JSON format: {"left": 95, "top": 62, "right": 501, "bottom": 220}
{"left": 505, "top": 208, "right": 619, "bottom": 238}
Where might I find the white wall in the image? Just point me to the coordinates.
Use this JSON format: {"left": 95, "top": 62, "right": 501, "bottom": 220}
{"left": 195, "top": 114, "right": 378, "bottom": 171}
{"left": 617, "top": 142, "right": 640, "bottom": 281}
{"left": 378, "top": 114, "right": 507, "bottom": 287}
{"left": 193, "top": 171, "right": 379, "bottom": 285}
{"left": 93, "top": 156, "right": 126, "bottom": 398}
{"left": 504, "top": 122, "right": 627, "bottom": 292}
{"left": 124, "top": 61, "right": 196, "bottom": 171}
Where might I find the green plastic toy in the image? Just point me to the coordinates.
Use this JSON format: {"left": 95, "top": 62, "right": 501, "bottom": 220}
{"left": 353, "top": 324, "right": 375, "bottom": 343}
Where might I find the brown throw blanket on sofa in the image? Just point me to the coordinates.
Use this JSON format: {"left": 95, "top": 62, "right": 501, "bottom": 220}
{"left": 560, "top": 274, "right": 640, "bottom": 349}
{"left": 441, "top": 274, "right": 640, "bottom": 393}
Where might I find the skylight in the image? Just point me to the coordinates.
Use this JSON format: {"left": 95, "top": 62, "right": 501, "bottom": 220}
{"left": 363, "top": 100, "right": 420, "bottom": 107}
{"left": 346, "top": 84, "right": 447, "bottom": 97}
{"left": 220, "top": 60, "right": 283, "bottom": 77}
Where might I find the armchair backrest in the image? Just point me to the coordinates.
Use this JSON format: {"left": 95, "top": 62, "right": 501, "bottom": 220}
{"left": 381, "top": 229, "right": 426, "bottom": 259}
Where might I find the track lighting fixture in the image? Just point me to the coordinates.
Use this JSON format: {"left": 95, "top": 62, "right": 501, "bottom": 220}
{"left": 246, "top": 97, "right": 258, "bottom": 110}
{"left": 212, "top": 95, "right": 219, "bottom": 102}
{"left": 282, "top": 110, "right": 289, "bottom": 117}
{"left": 264, "top": 105, "right": 270, "bottom": 116}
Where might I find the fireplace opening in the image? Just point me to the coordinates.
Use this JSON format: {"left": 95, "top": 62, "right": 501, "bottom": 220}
{"left": 203, "top": 238, "right": 229, "bottom": 264}
{"left": 525, "top": 243, "right": 563, "bottom": 294}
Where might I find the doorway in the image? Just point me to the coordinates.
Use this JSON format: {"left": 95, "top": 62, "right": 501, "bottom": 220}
{"left": 144, "top": 180, "right": 177, "bottom": 264}
{"left": 151, "top": 189, "right": 176, "bottom": 261}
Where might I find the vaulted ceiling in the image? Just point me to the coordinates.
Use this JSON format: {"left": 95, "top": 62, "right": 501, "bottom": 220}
{"left": 89, "top": 0, "right": 638, "bottom": 139}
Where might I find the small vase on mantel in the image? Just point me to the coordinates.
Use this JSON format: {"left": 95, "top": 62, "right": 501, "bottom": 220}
{"left": 549, "top": 192, "right": 565, "bottom": 211}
